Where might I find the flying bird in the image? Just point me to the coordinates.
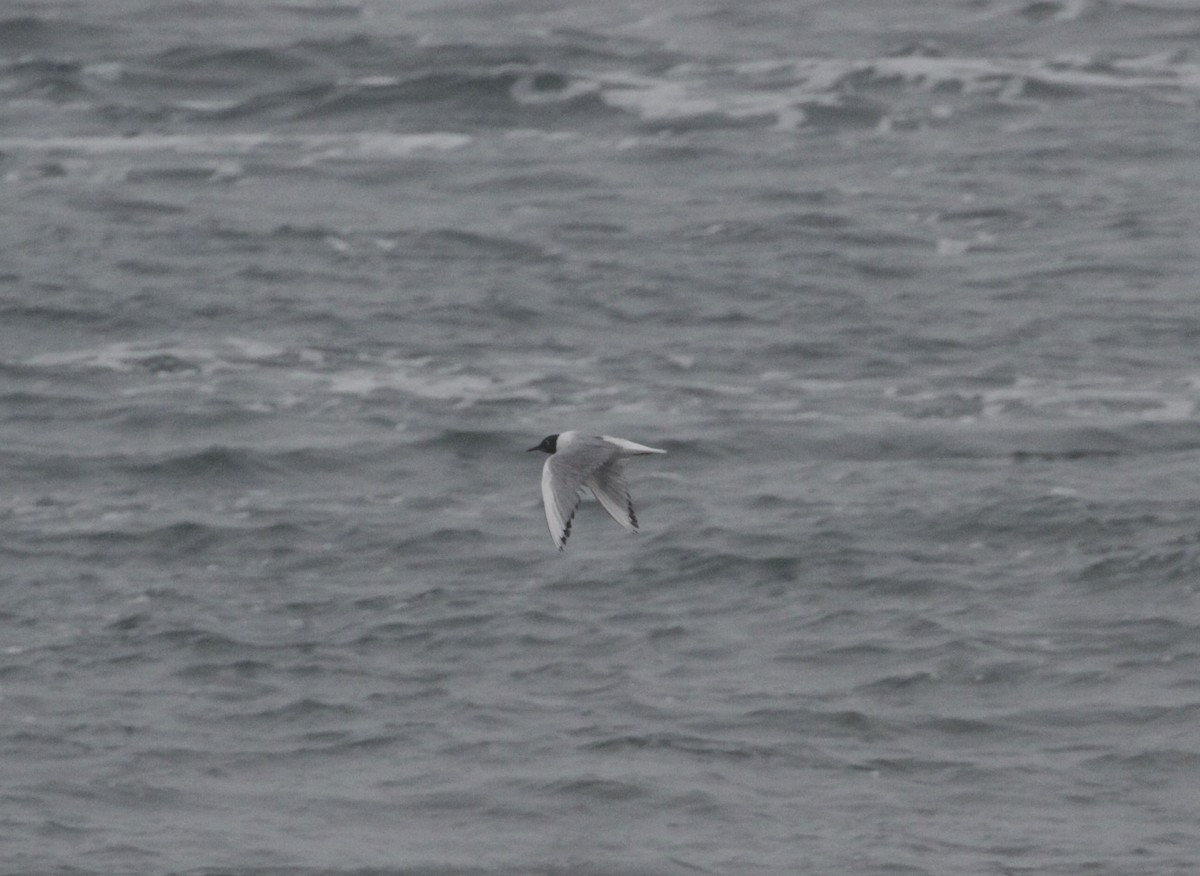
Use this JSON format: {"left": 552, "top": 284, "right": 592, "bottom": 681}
{"left": 527, "top": 432, "right": 666, "bottom": 550}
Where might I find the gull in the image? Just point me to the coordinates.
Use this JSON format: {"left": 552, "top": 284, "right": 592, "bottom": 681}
{"left": 527, "top": 432, "right": 666, "bottom": 550}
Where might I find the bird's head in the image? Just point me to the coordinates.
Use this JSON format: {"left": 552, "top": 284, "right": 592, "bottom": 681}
{"left": 527, "top": 434, "right": 559, "bottom": 454}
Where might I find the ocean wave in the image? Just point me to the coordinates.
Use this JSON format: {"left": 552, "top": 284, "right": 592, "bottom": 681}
{"left": 691, "top": 370, "right": 1200, "bottom": 459}
{"left": 11, "top": 334, "right": 1200, "bottom": 466}
{"left": 15, "top": 338, "right": 551, "bottom": 410}
{"left": 232, "top": 697, "right": 364, "bottom": 725}
{"left": 22, "top": 338, "right": 292, "bottom": 375}
{"left": 584, "top": 732, "right": 781, "bottom": 763}
{"left": 19, "top": 520, "right": 234, "bottom": 560}
{"left": 978, "top": 376, "right": 1200, "bottom": 423}
{"left": 0, "top": 14, "right": 108, "bottom": 54}
{"left": 593, "top": 51, "right": 1200, "bottom": 132}
{"left": 121, "top": 445, "right": 285, "bottom": 480}
{"left": 137, "top": 44, "right": 317, "bottom": 84}
{"left": 0, "top": 56, "right": 89, "bottom": 101}
{"left": 5, "top": 16, "right": 1195, "bottom": 148}
{"left": 0, "top": 132, "right": 471, "bottom": 169}
{"left": 1077, "top": 540, "right": 1200, "bottom": 586}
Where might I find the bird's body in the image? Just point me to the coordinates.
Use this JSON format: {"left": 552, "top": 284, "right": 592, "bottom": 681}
{"left": 527, "top": 431, "right": 665, "bottom": 550}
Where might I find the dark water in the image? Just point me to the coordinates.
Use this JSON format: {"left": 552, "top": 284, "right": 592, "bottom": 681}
{"left": 2, "top": 1, "right": 1199, "bottom": 873}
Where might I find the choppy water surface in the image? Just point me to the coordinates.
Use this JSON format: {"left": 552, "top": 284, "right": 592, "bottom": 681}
{"left": 2, "top": 1, "right": 1199, "bottom": 873}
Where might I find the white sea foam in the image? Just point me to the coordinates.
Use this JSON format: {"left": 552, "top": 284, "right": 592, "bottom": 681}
{"left": 0, "top": 132, "right": 471, "bottom": 159}
{"left": 22, "top": 338, "right": 554, "bottom": 410}
{"left": 25, "top": 339, "right": 290, "bottom": 375}
{"left": 588, "top": 52, "right": 1200, "bottom": 130}
{"left": 324, "top": 367, "right": 494, "bottom": 402}
{"left": 980, "top": 377, "right": 1200, "bottom": 424}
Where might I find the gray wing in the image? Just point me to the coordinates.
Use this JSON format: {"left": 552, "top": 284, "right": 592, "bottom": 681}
{"left": 541, "top": 439, "right": 620, "bottom": 549}
{"left": 584, "top": 458, "right": 638, "bottom": 531}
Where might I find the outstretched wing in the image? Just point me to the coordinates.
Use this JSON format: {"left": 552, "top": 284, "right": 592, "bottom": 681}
{"left": 584, "top": 458, "right": 638, "bottom": 531}
{"left": 538, "top": 453, "right": 589, "bottom": 549}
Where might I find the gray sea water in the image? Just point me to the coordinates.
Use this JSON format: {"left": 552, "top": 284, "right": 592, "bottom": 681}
{"left": 2, "top": 1, "right": 1200, "bottom": 873}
